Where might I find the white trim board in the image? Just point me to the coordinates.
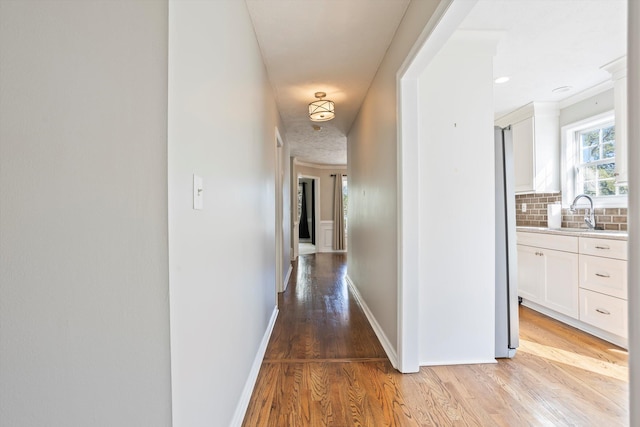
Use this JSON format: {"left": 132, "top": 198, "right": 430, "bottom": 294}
{"left": 229, "top": 307, "right": 278, "bottom": 427}
{"left": 346, "top": 275, "right": 398, "bottom": 368}
{"left": 294, "top": 158, "right": 347, "bottom": 170}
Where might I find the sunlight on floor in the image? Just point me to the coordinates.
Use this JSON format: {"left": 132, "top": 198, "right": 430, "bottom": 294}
{"left": 519, "top": 339, "right": 628, "bottom": 382}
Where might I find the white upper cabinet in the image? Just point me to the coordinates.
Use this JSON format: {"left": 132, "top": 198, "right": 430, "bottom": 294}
{"left": 602, "top": 57, "right": 627, "bottom": 185}
{"left": 512, "top": 117, "right": 535, "bottom": 193}
{"left": 496, "top": 102, "right": 560, "bottom": 194}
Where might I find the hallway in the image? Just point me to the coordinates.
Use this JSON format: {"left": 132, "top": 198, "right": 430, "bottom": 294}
{"left": 243, "top": 254, "right": 628, "bottom": 426}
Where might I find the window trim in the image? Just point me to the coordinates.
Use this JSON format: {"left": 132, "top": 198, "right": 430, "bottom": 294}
{"left": 561, "top": 110, "right": 627, "bottom": 208}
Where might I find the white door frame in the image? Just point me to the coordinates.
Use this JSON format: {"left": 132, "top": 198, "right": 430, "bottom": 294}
{"left": 396, "top": 0, "right": 477, "bottom": 373}
{"left": 296, "top": 174, "right": 320, "bottom": 254}
{"left": 628, "top": 3, "right": 639, "bottom": 426}
{"left": 275, "top": 127, "right": 285, "bottom": 293}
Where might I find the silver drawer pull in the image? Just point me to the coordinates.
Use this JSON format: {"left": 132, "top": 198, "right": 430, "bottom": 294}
{"left": 595, "top": 245, "right": 610, "bottom": 250}
{"left": 596, "top": 308, "right": 611, "bottom": 315}
{"left": 595, "top": 272, "right": 611, "bottom": 278}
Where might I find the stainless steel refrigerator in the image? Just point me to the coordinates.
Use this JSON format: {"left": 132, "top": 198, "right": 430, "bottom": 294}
{"left": 495, "top": 126, "right": 519, "bottom": 358}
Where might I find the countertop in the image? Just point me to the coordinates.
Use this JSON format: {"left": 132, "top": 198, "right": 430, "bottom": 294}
{"left": 516, "top": 226, "right": 628, "bottom": 241}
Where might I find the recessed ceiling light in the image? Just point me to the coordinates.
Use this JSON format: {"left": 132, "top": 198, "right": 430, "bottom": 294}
{"left": 494, "top": 76, "right": 510, "bottom": 84}
{"left": 552, "top": 85, "right": 573, "bottom": 93}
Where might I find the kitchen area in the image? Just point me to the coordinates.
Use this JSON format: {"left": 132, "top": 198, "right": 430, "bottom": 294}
{"left": 469, "top": 0, "right": 630, "bottom": 351}
{"left": 497, "top": 72, "right": 630, "bottom": 349}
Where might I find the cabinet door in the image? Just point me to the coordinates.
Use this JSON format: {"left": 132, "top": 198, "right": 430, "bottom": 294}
{"left": 512, "top": 117, "right": 535, "bottom": 193}
{"left": 579, "top": 254, "right": 627, "bottom": 299}
{"left": 517, "top": 245, "right": 544, "bottom": 303}
{"left": 580, "top": 289, "right": 628, "bottom": 338}
{"left": 543, "top": 249, "right": 579, "bottom": 318}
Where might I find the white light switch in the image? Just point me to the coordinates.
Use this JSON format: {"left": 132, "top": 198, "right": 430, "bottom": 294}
{"left": 522, "top": 203, "right": 527, "bottom": 213}
{"left": 193, "top": 174, "right": 203, "bottom": 210}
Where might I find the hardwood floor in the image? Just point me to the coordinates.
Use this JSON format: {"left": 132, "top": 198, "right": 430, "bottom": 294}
{"left": 243, "top": 253, "right": 629, "bottom": 426}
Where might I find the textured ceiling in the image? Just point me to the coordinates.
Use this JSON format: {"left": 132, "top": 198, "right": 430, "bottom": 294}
{"left": 246, "top": 0, "right": 411, "bottom": 165}
{"left": 246, "top": 0, "right": 626, "bottom": 165}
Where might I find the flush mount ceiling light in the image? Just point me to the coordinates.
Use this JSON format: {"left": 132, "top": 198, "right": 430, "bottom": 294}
{"left": 494, "top": 76, "right": 510, "bottom": 84}
{"left": 308, "top": 92, "right": 335, "bottom": 122}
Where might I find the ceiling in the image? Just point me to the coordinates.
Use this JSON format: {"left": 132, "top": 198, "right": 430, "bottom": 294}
{"left": 246, "top": 0, "right": 410, "bottom": 165}
{"left": 246, "top": 0, "right": 627, "bottom": 165}
{"left": 459, "top": 0, "right": 627, "bottom": 119}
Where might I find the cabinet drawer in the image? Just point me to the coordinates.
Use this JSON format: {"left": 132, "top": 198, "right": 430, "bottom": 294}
{"left": 579, "top": 289, "right": 628, "bottom": 338}
{"left": 517, "top": 232, "right": 578, "bottom": 253}
{"left": 579, "top": 237, "right": 627, "bottom": 260}
{"left": 579, "top": 255, "right": 627, "bottom": 299}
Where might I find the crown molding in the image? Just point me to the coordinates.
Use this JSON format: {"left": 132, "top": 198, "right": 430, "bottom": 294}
{"left": 293, "top": 158, "right": 347, "bottom": 170}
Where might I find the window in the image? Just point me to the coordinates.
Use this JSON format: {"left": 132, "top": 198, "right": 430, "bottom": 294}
{"left": 562, "top": 111, "right": 627, "bottom": 208}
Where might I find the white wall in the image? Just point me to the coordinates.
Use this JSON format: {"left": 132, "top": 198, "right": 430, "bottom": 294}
{"left": 559, "top": 88, "right": 614, "bottom": 127}
{"left": 168, "top": 1, "right": 282, "bottom": 425}
{"left": 347, "top": 0, "right": 441, "bottom": 362}
{"left": 417, "top": 31, "right": 497, "bottom": 365}
{"left": 0, "top": 2, "right": 172, "bottom": 426}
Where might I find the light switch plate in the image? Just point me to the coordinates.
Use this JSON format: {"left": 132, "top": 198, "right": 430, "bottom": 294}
{"left": 193, "top": 174, "right": 203, "bottom": 210}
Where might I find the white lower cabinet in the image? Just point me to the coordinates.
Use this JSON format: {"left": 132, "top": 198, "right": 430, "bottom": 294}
{"left": 544, "top": 249, "right": 579, "bottom": 317}
{"left": 579, "top": 289, "right": 628, "bottom": 338}
{"left": 516, "top": 245, "right": 544, "bottom": 302}
{"left": 578, "top": 237, "right": 628, "bottom": 338}
{"left": 517, "top": 231, "right": 628, "bottom": 346}
{"left": 516, "top": 234, "right": 579, "bottom": 319}
{"left": 579, "top": 254, "right": 627, "bottom": 299}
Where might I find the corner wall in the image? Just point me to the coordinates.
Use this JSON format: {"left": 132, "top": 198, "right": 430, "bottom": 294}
{"left": 417, "top": 31, "right": 497, "bottom": 365}
{"left": 168, "top": 1, "right": 283, "bottom": 425}
{"left": 0, "top": 2, "right": 172, "bottom": 425}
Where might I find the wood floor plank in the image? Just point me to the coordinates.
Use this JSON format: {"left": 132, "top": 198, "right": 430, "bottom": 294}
{"left": 243, "top": 253, "right": 629, "bottom": 426}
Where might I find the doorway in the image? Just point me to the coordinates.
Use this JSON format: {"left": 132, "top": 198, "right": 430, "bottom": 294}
{"left": 297, "top": 176, "right": 319, "bottom": 256}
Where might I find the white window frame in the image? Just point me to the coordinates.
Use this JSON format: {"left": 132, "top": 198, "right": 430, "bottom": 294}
{"left": 561, "top": 110, "right": 627, "bottom": 208}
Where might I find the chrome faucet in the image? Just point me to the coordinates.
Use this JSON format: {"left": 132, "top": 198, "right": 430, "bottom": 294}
{"left": 570, "top": 194, "right": 596, "bottom": 229}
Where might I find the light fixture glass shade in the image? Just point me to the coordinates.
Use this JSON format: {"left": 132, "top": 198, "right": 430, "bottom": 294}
{"left": 309, "top": 99, "right": 335, "bottom": 122}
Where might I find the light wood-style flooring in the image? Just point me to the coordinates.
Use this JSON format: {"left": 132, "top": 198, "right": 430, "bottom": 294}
{"left": 243, "top": 253, "right": 628, "bottom": 426}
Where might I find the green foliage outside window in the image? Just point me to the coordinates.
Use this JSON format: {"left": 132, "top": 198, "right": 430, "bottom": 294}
{"left": 577, "top": 124, "right": 627, "bottom": 197}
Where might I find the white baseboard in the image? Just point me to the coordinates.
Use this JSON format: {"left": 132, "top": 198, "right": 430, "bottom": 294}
{"left": 283, "top": 264, "right": 292, "bottom": 292}
{"left": 230, "top": 306, "right": 279, "bottom": 427}
{"left": 345, "top": 275, "right": 398, "bottom": 368}
{"left": 420, "top": 358, "right": 498, "bottom": 366}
